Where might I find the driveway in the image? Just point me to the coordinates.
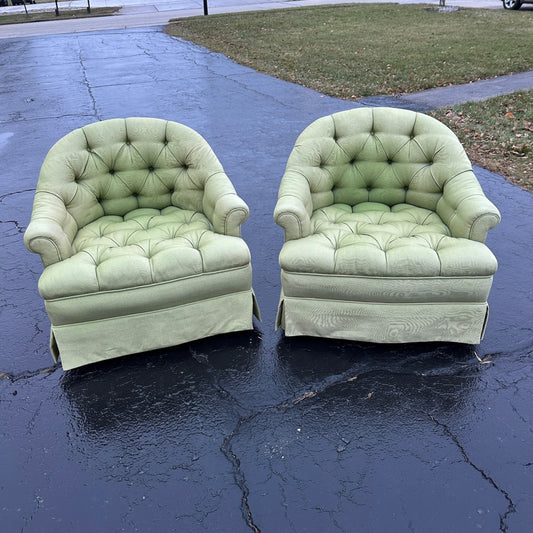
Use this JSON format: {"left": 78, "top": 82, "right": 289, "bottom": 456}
{"left": 1, "top": 25, "right": 533, "bottom": 533}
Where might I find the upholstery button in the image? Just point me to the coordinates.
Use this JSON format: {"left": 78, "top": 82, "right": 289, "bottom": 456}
{"left": 109, "top": 169, "right": 115, "bottom": 175}
{"left": 387, "top": 160, "right": 393, "bottom": 165}
{"left": 148, "top": 166, "right": 155, "bottom": 172}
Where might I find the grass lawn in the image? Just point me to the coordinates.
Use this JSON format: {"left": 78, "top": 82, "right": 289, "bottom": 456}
{"left": 167, "top": 4, "right": 533, "bottom": 190}
{"left": 431, "top": 91, "right": 532, "bottom": 192}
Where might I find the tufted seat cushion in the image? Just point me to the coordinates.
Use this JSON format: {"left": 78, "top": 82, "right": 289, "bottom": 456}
{"left": 39, "top": 207, "right": 251, "bottom": 299}
{"left": 25, "top": 118, "right": 258, "bottom": 370}
{"left": 274, "top": 107, "right": 501, "bottom": 344}
{"left": 280, "top": 202, "right": 497, "bottom": 278}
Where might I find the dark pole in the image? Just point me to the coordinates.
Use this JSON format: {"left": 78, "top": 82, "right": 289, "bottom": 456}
{"left": 54, "top": 0, "right": 59, "bottom": 15}
{"left": 203, "top": 0, "right": 208, "bottom": 15}
{"left": 87, "top": 0, "right": 91, "bottom": 13}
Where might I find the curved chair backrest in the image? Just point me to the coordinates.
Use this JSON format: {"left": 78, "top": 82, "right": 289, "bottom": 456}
{"left": 35, "top": 117, "right": 231, "bottom": 230}
{"left": 283, "top": 107, "right": 476, "bottom": 213}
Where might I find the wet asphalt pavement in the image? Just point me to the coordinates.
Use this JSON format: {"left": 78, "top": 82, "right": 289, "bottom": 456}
{"left": 1, "top": 26, "right": 533, "bottom": 533}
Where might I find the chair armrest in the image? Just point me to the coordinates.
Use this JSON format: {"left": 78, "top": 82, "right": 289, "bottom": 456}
{"left": 203, "top": 172, "right": 249, "bottom": 237}
{"left": 437, "top": 170, "right": 501, "bottom": 243}
{"left": 23, "top": 191, "right": 77, "bottom": 267}
{"left": 274, "top": 171, "right": 313, "bottom": 241}
{"left": 274, "top": 195, "right": 312, "bottom": 241}
{"left": 212, "top": 193, "right": 249, "bottom": 237}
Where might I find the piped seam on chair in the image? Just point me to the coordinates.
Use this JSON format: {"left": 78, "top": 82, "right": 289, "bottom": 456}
{"left": 44, "top": 263, "right": 253, "bottom": 302}
{"left": 35, "top": 189, "right": 65, "bottom": 205}
{"left": 443, "top": 169, "right": 475, "bottom": 187}
{"left": 280, "top": 271, "right": 495, "bottom": 281}
{"left": 224, "top": 206, "right": 247, "bottom": 235}
{"left": 275, "top": 210, "right": 303, "bottom": 238}
{"left": 281, "top": 295, "right": 489, "bottom": 307}
{"left": 468, "top": 212, "right": 501, "bottom": 241}
{"left": 27, "top": 236, "right": 62, "bottom": 263}
{"left": 204, "top": 169, "right": 228, "bottom": 186}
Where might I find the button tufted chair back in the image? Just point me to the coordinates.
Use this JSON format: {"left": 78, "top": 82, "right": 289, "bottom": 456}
{"left": 280, "top": 107, "right": 496, "bottom": 242}
{"left": 35, "top": 117, "right": 234, "bottom": 242}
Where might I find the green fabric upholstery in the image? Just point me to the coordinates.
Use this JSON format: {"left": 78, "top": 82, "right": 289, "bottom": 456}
{"left": 25, "top": 118, "right": 259, "bottom": 370}
{"left": 274, "top": 107, "right": 500, "bottom": 344}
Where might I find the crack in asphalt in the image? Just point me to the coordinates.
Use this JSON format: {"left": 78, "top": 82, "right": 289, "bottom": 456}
{"left": 0, "top": 188, "right": 35, "bottom": 202}
{"left": 198, "top": 347, "right": 487, "bottom": 532}
{"left": 428, "top": 413, "right": 516, "bottom": 532}
{"left": 2, "top": 340, "right": 527, "bottom": 531}
{"left": 19, "top": 490, "right": 45, "bottom": 533}
{"left": 0, "top": 190, "right": 32, "bottom": 241}
{"left": 221, "top": 414, "right": 262, "bottom": 533}
{"left": 202, "top": 357, "right": 358, "bottom": 532}
{"left": 212, "top": 363, "right": 363, "bottom": 533}
{"left": 166, "top": 37, "right": 299, "bottom": 112}
{"left": 0, "top": 219, "right": 25, "bottom": 234}
{"left": 211, "top": 351, "right": 522, "bottom": 531}
{"left": 190, "top": 347, "right": 262, "bottom": 532}
{"left": 78, "top": 39, "right": 102, "bottom": 122}
{"left": 479, "top": 339, "right": 533, "bottom": 362}
{"left": 0, "top": 113, "right": 97, "bottom": 126}
{"left": 0, "top": 364, "right": 59, "bottom": 383}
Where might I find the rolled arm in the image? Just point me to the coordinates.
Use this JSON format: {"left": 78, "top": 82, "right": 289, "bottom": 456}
{"left": 274, "top": 171, "right": 313, "bottom": 241}
{"left": 23, "top": 191, "right": 77, "bottom": 267}
{"left": 437, "top": 170, "right": 501, "bottom": 243}
{"left": 274, "top": 195, "right": 311, "bottom": 241}
{"left": 212, "top": 193, "right": 249, "bottom": 237}
{"left": 203, "top": 172, "right": 249, "bottom": 237}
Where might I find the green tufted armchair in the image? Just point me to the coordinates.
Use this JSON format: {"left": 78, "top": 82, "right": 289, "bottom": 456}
{"left": 25, "top": 118, "right": 260, "bottom": 370}
{"left": 274, "top": 107, "right": 501, "bottom": 344}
